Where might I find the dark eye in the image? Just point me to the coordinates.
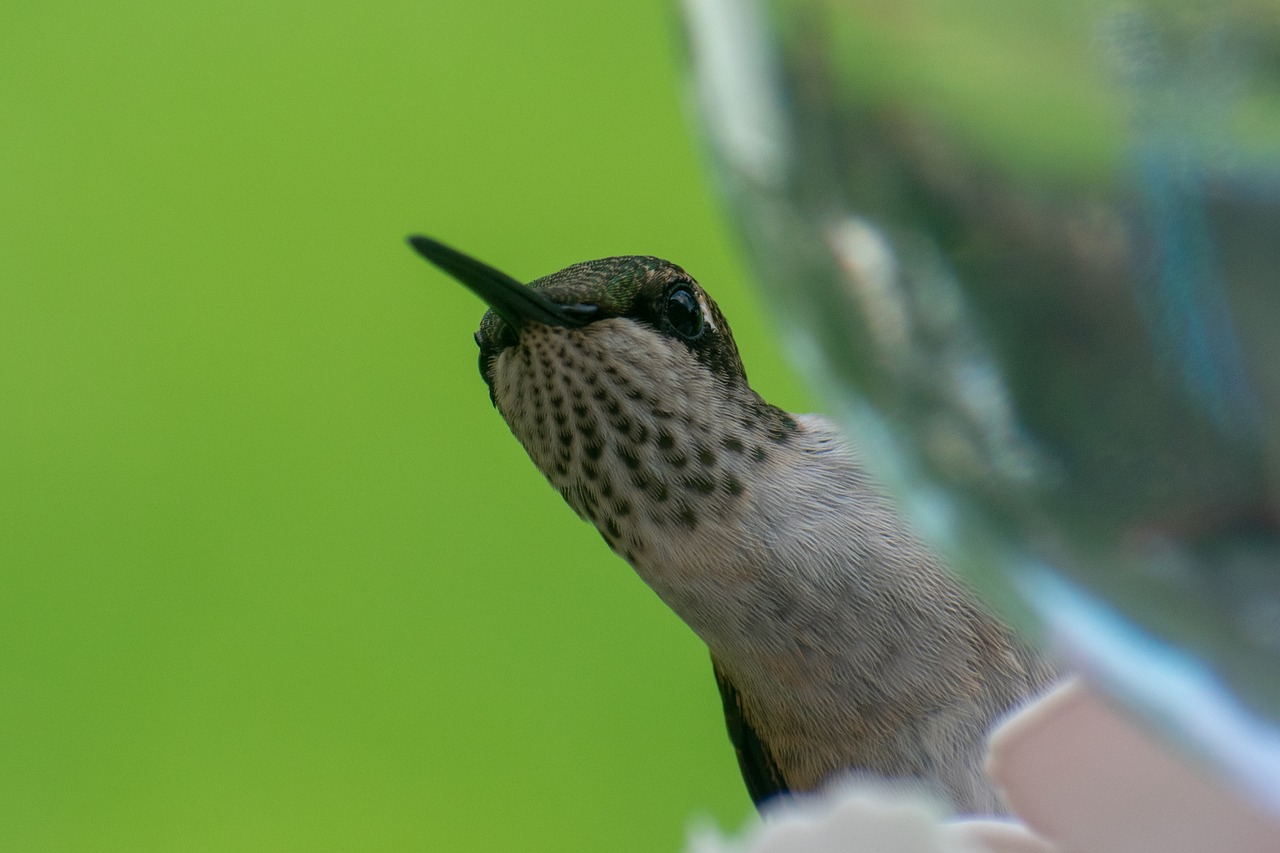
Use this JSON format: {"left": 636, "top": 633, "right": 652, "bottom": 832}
{"left": 666, "top": 284, "right": 704, "bottom": 340}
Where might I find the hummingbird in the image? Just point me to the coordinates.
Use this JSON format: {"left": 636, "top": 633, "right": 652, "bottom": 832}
{"left": 407, "top": 235, "right": 1057, "bottom": 815}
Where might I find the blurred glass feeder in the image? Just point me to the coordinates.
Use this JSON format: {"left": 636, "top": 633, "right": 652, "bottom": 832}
{"left": 682, "top": 0, "right": 1280, "bottom": 814}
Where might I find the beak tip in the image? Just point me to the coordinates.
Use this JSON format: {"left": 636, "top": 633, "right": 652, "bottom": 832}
{"left": 406, "top": 234, "right": 439, "bottom": 259}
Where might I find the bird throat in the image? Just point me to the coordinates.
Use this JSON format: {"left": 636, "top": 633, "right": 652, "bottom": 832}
{"left": 487, "top": 319, "right": 793, "bottom": 569}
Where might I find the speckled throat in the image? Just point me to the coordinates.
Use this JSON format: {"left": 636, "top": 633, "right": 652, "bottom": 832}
{"left": 486, "top": 316, "right": 796, "bottom": 565}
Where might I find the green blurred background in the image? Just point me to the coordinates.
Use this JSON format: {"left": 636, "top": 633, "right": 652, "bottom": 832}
{"left": 1, "top": 1, "right": 817, "bottom": 850}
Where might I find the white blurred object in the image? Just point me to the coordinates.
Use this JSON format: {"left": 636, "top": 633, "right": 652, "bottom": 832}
{"left": 687, "top": 783, "right": 1048, "bottom": 853}
{"left": 690, "top": 678, "right": 1280, "bottom": 852}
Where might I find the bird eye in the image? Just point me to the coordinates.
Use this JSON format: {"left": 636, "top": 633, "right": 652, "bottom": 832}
{"left": 666, "top": 284, "right": 704, "bottom": 340}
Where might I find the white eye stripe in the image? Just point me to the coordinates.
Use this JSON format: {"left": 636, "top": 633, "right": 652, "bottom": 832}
{"left": 698, "top": 295, "right": 717, "bottom": 331}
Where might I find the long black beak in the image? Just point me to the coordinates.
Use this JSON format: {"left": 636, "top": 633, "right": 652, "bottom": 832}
{"left": 406, "top": 235, "right": 597, "bottom": 330}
